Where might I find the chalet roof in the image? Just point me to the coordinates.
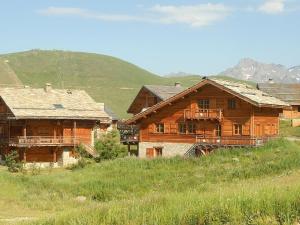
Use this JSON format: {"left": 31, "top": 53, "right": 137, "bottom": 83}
{"left": 127, "top": 84, "right": 185, "bottom": 113}
{"left": 144, "top": 85, "right": 185, "bottom": 100}
{"left": 257, "top": 83, "right": 300, "bottom": 105}
{"left": 126, "top": 78, "right": 289, "bottom": 124}
{"left": 0, "top": 87, "right": 111, "bottom": 121}
{"left": 96, "top": 102, "right": 118, "bottom": 121}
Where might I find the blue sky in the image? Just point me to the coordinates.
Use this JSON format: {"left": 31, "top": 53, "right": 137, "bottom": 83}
{"left": 0, "top": 0, "right": 299, "bottom": 75}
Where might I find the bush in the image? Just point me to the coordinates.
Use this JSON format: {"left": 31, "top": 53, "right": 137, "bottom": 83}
{"left": 94, "top": 129, "right": 127, "bottom": 161}
{"left": 75, "top": 144, "right": 92, "bottom": 158}
{"left": 4, "top": 150, "right": 22, "bottom": 173}
{"left": 67, "top": 158, "right": 93, "bottom": 170}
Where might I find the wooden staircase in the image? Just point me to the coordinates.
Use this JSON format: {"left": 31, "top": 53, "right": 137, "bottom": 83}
{"left": 80, "top": 143, "right": 99, "bottom": 158}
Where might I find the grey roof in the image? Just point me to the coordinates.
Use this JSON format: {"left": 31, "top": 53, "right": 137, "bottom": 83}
{"left": 211, "top": 79, "right": 289, "bottom": 107}
{"left": 257, "top": 83, "right": 300, "bottom": 105}
{"left": 0, "top": 87, "right": 111, "bottom": 121}
{"left": 104, "top": 106, "right": 118, "bottom": 121}
{"left": 144, "top": 85, "right": 185, "bottom": 100}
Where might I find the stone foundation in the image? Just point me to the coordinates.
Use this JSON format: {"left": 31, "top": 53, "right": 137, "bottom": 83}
{"left": 139, "top": 142, "right": 193, "bottom": 158}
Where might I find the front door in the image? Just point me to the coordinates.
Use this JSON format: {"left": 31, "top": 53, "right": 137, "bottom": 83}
{"left": 255, "top": 123, "right": 263, "bottom": 137}
{"left": 146, "top": 148, "right": 154, "bottom": 158}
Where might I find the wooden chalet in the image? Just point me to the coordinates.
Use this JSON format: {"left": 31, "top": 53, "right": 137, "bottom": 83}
{"left": 257, "top": 82, "right": 300, "bottom": 120}
{"left": 127, "top": 82, "right": 184, "bottom": 115}
{"left": 0, "top": 84, "right": 112, "bottom": 167}
{"left": 125, "top": 78, "right": 288, "bottom": 158}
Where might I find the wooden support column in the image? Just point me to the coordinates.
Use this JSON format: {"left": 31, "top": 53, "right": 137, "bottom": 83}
{"left": 73, "top": 121, "right": 77, "bottom": 146}
{"left": 127, "top": 145, "right": 131, "bottom": 156}
{"left": 23, "top": 149, "right": 27, "bottom": 163}
{"left": 53, "top": 148, "right": 57, "bottom": 163}
{"left": 23, "top": 120, "right": 27, "bottom": 139}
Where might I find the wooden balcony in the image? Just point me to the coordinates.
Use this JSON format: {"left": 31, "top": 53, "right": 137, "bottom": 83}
{"left": 196, "top": 135, "right": 270, "bottom": 147}
{"left": 8, "top": 136, "right": 90, "bottom": 147}
{"left": 184, "top": 109, "right": 222, "bottom": 121}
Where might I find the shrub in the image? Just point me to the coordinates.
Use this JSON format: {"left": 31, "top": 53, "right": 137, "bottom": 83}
{"left": 75, "top": 144, "right": 91, "bottom": 158}
{"left": 67, "top": 158, "right": 93, "bottom": 170}
{"left": 4, "top": 150, "right": 22, "bottom": 173}
{"left": 94, "top": 129, "right": 127, "bottom": 161}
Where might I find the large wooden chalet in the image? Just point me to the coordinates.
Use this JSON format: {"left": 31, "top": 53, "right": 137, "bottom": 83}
{"left": 0, "top": 84, "right": 112, "bottom": 167}
{"left": 257, "top": 82, "right": 300, "bottom": 120}
{"left": 125, "top": 78, "right": 288, "bottom": 158}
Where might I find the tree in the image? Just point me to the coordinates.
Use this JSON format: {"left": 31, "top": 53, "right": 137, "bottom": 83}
{"left": 95, "top": 130, "right": 127, "bottom": 161}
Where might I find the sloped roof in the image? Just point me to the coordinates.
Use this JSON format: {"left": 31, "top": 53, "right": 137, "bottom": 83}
{"left": 144, "top": 85, "right": 185, "bottom": 100}
{"left": 126, "top": 78, "right": 289, "bottom": 124}
{"left": 0, "top": 87, "right": 110, "bottom": 121}
{"left": 257, "top": 83, "right": 300, "bottom": 105}
{"left": 127, "top": 84, "right": 185, "bottom": 113}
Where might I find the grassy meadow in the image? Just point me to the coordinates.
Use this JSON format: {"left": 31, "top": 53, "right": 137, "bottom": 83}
{"left": 0, "top": 139, "right": 299, "bottom": 224}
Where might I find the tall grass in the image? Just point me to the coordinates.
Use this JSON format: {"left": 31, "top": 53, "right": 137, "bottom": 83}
{"left": 0, "top": 139, "right": 299, "bottom": 224}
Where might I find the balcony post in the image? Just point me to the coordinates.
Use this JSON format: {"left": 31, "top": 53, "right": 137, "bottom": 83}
{"left": 23, "top": 121, "right": 26, "bottom": 139}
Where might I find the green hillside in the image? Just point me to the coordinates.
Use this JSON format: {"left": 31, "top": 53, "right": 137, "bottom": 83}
{"left": 0, "top": 59, "right": 22, "bottom": 86}
{"left": 0, "top": 50, "right": 203, "bottom": 118}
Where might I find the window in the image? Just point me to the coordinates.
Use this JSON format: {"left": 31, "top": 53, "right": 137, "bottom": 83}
{"left": 198, "top": 99, "right": 209, "bottom": 109}
{"left": 155, "top": 147, "right": 163, "bottom": 157}
{"left": 228, "top": 99, "right": 236, "bottom": 109}
{"left": 179, "top": 123, "right": 187, "bottom": 134}
{"left": 233, "top": 124, "right": 242, "bottom": 135}
{"left": 188, "top": 123, "right": 196, "bottom": 134}
{"left": 155, "top": 123, "right": 164, "bottom": 133}
{"left": 53, "top": 104, "right": 64, "bottom": 109}
{"left": 216, "top": 124, "right": 221, "bottom": 137}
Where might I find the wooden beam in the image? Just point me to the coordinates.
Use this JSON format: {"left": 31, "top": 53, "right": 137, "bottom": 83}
{"left": 53, "top": 148, "right": 57, "bottom": 163}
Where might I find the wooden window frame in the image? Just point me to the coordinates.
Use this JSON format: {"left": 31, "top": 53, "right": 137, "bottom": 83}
{"left": 198, "top": 99, "right": 210, "bottom": 109}
{"left": 178, "top": 123, "right": 187, "bottom": 134}
{"left": 216, "top": 124, "right": 221, "bottom": 137}
{"left": 155, "top": 123, "right": 164, "bottom": 133}
{"left": 187, "top": 122, "right": 196, "bottom": 134}
{"left": 228, "top": 99, "right": 236, "bottom": 110}
{"left": 233, "top": 124, "right": 242, "bottom": 136}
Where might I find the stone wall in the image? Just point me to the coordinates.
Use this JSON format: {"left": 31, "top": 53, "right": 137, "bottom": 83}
{"left": 139, "top": 142, "right": 193, "bottom": 158}
{"left": 292, "top": 119, "right": 300, "bottom": 127}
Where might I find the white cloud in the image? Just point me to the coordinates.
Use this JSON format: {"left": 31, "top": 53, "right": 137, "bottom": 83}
{"left": 38, "top": 4, "right": 232, "bottom": 27}
{"left": 258, "top": 0, "right": 285, "bottom": 14}
{"left": 38, "top": 7, "right": 141, "bottom": 22}
{"left": 151, "top": 4, "right": 231, "bottom": 27}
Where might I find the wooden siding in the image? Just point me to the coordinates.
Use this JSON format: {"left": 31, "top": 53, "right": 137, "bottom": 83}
{"left": 138, "top": 84, "right": 281, "bottom": 144}
{"left": 282, "top": 106, "right": 300, "bottom": 119}
{"left": 128, "top": 88, "right": 160, "bottom": 115}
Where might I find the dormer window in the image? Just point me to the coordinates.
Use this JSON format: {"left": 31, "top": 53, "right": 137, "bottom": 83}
{"left": 53, "top": 104, "right": 64, "bottom": 109}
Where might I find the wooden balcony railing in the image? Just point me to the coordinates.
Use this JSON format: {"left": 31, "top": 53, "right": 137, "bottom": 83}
{"left": 184, "top": 109, "right": 222, "bottom": 120}
{"left": 196, "top": 135, "right": 271, "bottom": 146}
{"left": 8, "top": 136, "right": 91, "bottom": 146}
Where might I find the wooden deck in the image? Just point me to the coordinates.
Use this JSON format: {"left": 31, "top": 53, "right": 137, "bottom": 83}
{"left": 6, "top": 136, "right": 90, "bottom": 147}
{"left": 184, "top": 109, "right": 222, "bottom": 121}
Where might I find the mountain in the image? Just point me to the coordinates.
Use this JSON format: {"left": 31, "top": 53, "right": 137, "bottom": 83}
{"left": 219, "top": 58, "right": 300, "bottom": 83}
{"left": 0, "top": 50, "right": 203, "bottom": 118}
{"left": 165, "top": 72, "right": 201, "bottom": 77}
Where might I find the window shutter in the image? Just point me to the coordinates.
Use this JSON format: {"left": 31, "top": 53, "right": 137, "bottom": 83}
{"left": 164, "top": 123, "right": 170, "bottom": 134}
{"left": 148, "top": 124, "right": 155, "bottom": 134}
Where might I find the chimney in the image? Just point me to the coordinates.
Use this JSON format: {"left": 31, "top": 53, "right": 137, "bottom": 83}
{"left": 45, "top": 83, "right": 52, "bottom": 92}
{"left": 268, "top": 78, "right": 275, "bottom": 84}
{"left": 174, "top": 82, "right": 181, "bottom": 87}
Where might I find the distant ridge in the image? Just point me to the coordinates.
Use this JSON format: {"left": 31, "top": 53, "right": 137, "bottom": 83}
{"left": 219, "top": 58, "right": 300, "bottom": 83}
